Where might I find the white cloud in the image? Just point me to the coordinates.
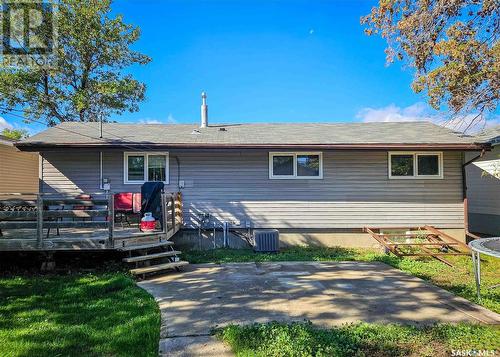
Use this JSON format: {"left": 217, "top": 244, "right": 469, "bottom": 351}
{"left": 355, "top": 102, "right": 499, "bottom": 134}
{"left": 0, "top": 116, "right": 13, "bottom": 131}
{"left": 355, "top": 102, "right": 435, "bottom": 123}
{"left": 138, "top": 118, "right": 162, "bottom": 124}
{"left": 138, "top": 113, "right": 177, "bottom": 125}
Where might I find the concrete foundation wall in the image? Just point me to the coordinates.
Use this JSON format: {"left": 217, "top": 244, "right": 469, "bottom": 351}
{"left": 173, "top": 228, "right": 466, "bottom": 251}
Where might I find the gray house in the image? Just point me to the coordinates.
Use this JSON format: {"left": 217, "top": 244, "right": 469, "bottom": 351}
{"left": 15, "top": 115, "right": 487, "bottom": 247}
{"left": 465, "top": 126, "right": 500, "bottom": 235}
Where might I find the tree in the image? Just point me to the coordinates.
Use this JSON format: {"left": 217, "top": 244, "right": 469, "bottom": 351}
{"left": 362, "top": 0, "right": 499, "bottom": 131}
{"left": 1, "top": 128, "right": 29, "bottom": 140}
{"left": 0, "top": 0, "right": 151, "bottom": 126}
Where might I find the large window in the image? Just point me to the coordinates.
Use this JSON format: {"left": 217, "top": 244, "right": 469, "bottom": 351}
{"left": 388, "top": 152, "right": 443, "bottom": 179}
{"left": 124, "top": 152, "right": 169, "bottom": 184}
{"left": 269, "top": 152, "right": 323, "bottom": 179}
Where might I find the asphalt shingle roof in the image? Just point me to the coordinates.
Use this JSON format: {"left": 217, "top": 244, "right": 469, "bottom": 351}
{"left": 16, "top": 121, "right": 481, "bottom": 149}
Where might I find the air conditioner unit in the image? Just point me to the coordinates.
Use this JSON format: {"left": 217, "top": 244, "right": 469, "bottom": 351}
{"left": 253, "top": 229, "right": 279, "bottom": 253}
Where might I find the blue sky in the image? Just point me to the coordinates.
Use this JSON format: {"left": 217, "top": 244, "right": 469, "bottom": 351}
{"left": 2, "top": 0, "right": 488, "bottom": 134}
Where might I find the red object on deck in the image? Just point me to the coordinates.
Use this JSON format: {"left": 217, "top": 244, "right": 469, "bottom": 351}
{"left": 114, "top": 192, "right": 141, "bottom": 212}
{"left": 114, "top": 192, "right": 133, "bottom": 211}
{"left": 140, "top": 212, "right": 156, "bottom": 231}
{"left": 140, "top": 220, "right": 156, "bottom": 231}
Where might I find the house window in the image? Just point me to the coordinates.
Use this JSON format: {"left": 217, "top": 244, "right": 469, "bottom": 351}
{"left": 127, "top": 155, "right": 145, "bottom": 181}
{"left": 269, "top": 152, "right": 323, "bottom": 179}
{"left": 272, "top": 155, "right": 294, "bottom": 176}
{"left": 124, "top": 152, "right": 169, "bottom": 184}
{"left": 390, "top": 154, "right": 414, "bottom": 177}
{"left": 148, "top": 155, "right": 167, "bottom": 181}
{"left": 417, "top": 154, "right": 440, "bottom": 176}
{"left": 388, "top": 152, "right": 443, "bottom": 179}
{"left": 297, "top": 155, "right": 321, "bottom": 177}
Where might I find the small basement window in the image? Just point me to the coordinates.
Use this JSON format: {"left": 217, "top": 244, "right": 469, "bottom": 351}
{"left": 388, "top": 152, "right": 443, "bottom": 179}
{"left": 124, "top": 152, "right": 169, "bottom": 184}
{"left": 269, "top": 152, "right": 323, "bottom": 179}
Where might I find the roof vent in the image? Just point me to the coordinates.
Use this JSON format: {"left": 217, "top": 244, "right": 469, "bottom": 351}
{"left": 200, "top": 92, "right": 208, "bottom": 128}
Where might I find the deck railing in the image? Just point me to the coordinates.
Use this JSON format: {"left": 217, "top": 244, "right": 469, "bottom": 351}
{"left": 160, "top": 192, "right": 183, "bottom": 238}
{"left": 0, "top": 191, "right": 182, "bottom": 249}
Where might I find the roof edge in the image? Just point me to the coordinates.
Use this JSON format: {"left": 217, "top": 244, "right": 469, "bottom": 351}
{"left": 15, "top": 142, "right": 490, "bottom": 151}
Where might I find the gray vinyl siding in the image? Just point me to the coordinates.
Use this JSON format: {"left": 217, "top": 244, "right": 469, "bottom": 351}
{"left": 41, "top": 149, "right": 465, "bottom": 229}
{"left": 41, "top": 150, "right": 100, "bottom": 193}
{"left": 465, "top": 147, "right": 500, "bottom": 235}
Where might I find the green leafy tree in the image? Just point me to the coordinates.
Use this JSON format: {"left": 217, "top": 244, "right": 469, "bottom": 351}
{"left": 1, "top": 128, "right": 29, "bottom": 140}
{"left": 362, "top": 0, "right": 499, "bottom": 131}
{"left": 0, "top": 0, "right": 151, "bottom": 126}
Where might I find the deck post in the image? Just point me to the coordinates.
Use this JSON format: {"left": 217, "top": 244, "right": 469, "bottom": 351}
{"left": 108, "top": 193, "right": 114, "bottom": 248}
{"left": 160, "top": 192, "right": 168, "bottom": 234}
{"left": 36, "top": 194, "right": 43, "bottom": 248}
{"left": 170, "top": 196, "right": 176, "bottom": 233}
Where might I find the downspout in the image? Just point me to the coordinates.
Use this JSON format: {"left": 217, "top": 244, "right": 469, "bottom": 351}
{"left": 174, "top": 156, "right": 181, "bottom": 189}
{"left": 462, "top": 148, "right": 486, "bottom": 240}
{"left": 99, "top": 151, "right": 103, "bottom": 190}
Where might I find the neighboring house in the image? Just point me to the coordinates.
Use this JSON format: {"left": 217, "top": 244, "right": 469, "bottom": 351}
{"left": 15, "top": 113, "right": 487, "bottom": 247}
{"left": 465, "top": 126, "right": 500, "bottom": 235}
{"left": 0, "top": 135, "right": 39, "bottom": 194}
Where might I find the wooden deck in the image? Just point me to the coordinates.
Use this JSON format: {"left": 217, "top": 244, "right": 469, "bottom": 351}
{"left": 0, "top": 192, "right": 183, "bottom": 251}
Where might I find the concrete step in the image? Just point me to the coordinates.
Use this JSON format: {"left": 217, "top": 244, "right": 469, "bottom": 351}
{"left": 130, "top": 261, "right": 189, "bottom": 275}
{"left": 117, "top": 241, "right": 174, "bottom": 251}
{"left": 123, "top": 250, "right": 182, "bottom": 263}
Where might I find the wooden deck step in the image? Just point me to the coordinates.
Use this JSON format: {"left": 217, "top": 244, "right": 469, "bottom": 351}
{"left": 116, "top": 231, "right": 167, "bottom": 239}
{"left": 123, "top": 250, "right": 182, "bottom": 263}
{"left": 117, "top": 241, "right": 174, "bottom": 251}
{"left": 130, "top": 261, "right": 189, "bottom": 275}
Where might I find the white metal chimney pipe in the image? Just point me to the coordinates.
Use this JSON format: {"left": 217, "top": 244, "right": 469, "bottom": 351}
{"left": 200, "top": 91, "right": 208, "bottom": 128}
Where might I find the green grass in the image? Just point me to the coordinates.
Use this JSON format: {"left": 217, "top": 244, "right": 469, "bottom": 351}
{"left": 1, "top": 247, "right": 497, "bottom": 356}
{"left": 184, "top": 247, "right": 500, "bottom": 313}
{"left": 218, "top": 321, "right": 500, "bottom": 357}
{"left": 0, "top": 272, "right": 160, "bottom": 357}
{"left": 184, "top": 246, "right": 374, "bottom": 264}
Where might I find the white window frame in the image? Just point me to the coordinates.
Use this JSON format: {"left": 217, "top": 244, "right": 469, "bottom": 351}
{"left": 388, "top": 151, "right": 443, "bottom": 179}
{"left": 269, "top": 152, "right": 323, "bottom": 179}
{"left": 124, "top": 152, "right": 170, "bottom": 184}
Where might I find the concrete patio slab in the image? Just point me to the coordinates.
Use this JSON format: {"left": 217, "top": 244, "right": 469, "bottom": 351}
{"left": 139, "top": 261, "right": 500, "bottom": 339}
